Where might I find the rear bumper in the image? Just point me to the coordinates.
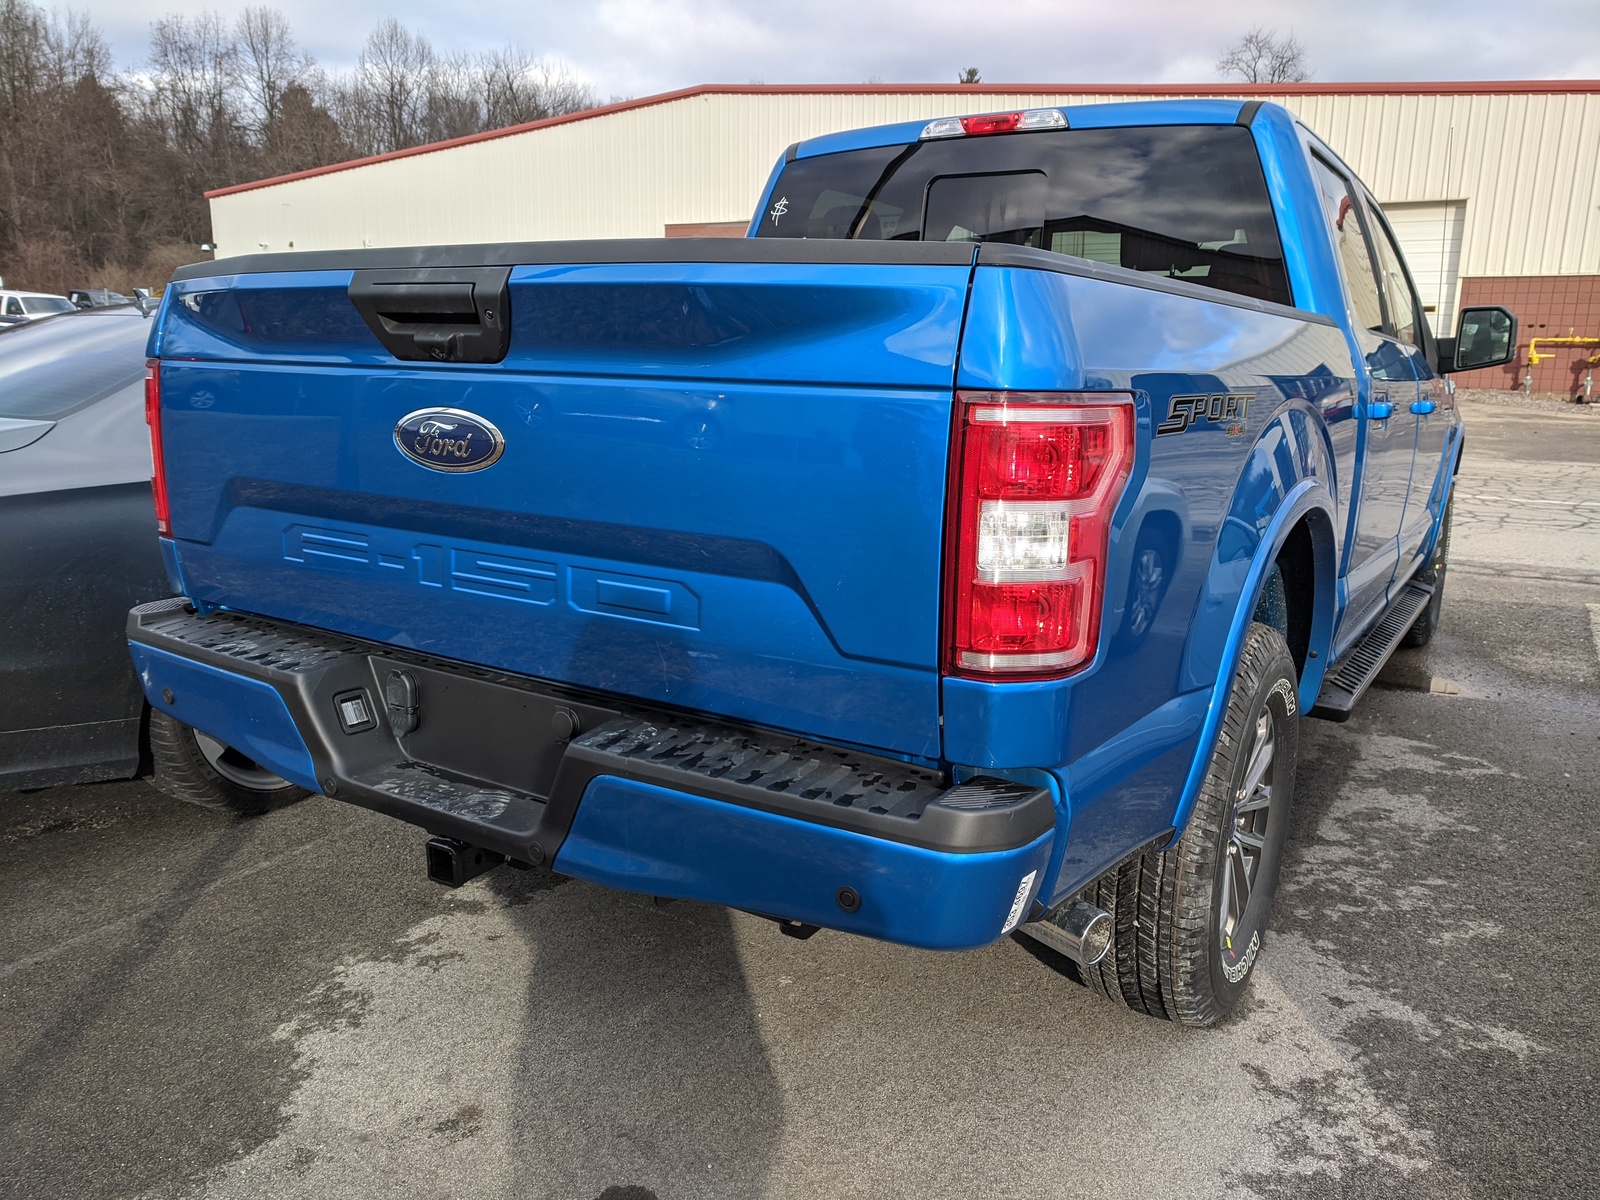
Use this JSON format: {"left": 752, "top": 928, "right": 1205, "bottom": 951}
{"left": 127, "top": 600, "right": 1056, "bottom": 949}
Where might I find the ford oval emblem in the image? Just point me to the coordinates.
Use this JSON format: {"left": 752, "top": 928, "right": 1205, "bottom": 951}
{"left": 394, "top": 407, "right": 505, "bottom": 473}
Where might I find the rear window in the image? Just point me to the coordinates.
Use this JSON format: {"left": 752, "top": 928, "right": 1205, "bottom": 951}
{"left": 0, "top": 309, "right": 147, "bottom": 420}
{"left": 21, "top": 294, "right": 76, "bottom": 315}
{"left": 757, "top": 125, "right": 1292, "bottom": 306}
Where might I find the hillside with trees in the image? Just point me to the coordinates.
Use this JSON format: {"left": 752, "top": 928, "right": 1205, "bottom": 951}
{"left": 0, "top": 1, "right": 595, "bottom": 293}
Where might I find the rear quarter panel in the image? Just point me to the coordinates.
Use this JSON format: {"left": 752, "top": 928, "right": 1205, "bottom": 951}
{"left": 949, "top": 261, "right": 1354, "bottom": 902}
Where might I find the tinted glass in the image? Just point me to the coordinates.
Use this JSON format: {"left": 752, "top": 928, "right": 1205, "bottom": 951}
{"left": 925, "top": 171, "right": 1046, "bottom": 244}
{"left": 758, "top": 125, "right": 1292, "bottom": 305}
{"left": 21, "top": 295, "right": 75, "bottom": 315}
{"left": 3, "top": 297, "right": 21, "bottom": 316}
{"left": 70, "top": 288, "right": 130, "bottom": 307}
{"left": 1365, "top": 199, "right": 1425, "bottom": 346}
{"left": 0, "top": 309, "right": 147, "bottom": 419}
{"left": 1309, "top": 156, "right": 1385, "bottom": 336}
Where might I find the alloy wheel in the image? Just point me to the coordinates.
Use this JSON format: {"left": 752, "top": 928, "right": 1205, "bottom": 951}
{"left": 193, "top": 731, "right": 290, "bottom": 791}
{"left": 1220, "top": 708, "right": 1276, "bottom": 947}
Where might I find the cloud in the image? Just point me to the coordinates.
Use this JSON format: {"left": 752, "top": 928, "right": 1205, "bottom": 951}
{"left": 68, "top": 0, "right": 1600, "bottom": 98}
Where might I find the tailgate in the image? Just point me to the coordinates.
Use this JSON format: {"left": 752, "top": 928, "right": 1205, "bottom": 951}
{"left": 155, "top": 242, "right": 976, "bottom": 759}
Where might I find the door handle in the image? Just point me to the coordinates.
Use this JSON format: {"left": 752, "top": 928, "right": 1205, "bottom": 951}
{"left": 1410, "top": 399, "right": 1436, "bottom": 415}
{"left": 1367, "top": 401, "right": 1394, "bottom": 421}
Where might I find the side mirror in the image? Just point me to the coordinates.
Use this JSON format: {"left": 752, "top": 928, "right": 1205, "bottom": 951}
{"left": 135, "top": 294, "right": 156, "bottom": 317}
{"left": 1438, "top": 305, "right": 1517, "bottom": 374}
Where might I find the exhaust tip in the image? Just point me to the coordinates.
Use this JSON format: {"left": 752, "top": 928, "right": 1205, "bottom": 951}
{"left": 1074, "top": 905, "right": 1113, "bottom": 966}
{"left": 1017, "top": 899, "right": 1112, "bottom": 966}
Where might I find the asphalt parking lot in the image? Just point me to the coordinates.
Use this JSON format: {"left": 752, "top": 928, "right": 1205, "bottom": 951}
{"left": 3, "top": 396, "right": 1597, "bottom": 1200}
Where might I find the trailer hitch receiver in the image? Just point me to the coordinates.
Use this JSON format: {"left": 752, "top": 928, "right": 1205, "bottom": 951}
{"left": 425, "top": 837, "right": 504, "bottom": 888}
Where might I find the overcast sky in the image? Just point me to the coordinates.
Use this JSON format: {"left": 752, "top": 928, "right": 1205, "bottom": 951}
{"left": 66, "top": 0, "right": 1600, "bottom": 98}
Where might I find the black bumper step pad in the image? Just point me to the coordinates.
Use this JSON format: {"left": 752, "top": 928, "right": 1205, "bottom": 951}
{"left": 564, "top": 718, "right": 1053, "bottom": 853}
{"left": 128, "top": 601, "right": 1054, "bottom": 860}
{"left": 1310, "top": 579, "right": 1434, "bottom": 721}
{"left": 131, "top": 596, "right": 365, "bottom": 672}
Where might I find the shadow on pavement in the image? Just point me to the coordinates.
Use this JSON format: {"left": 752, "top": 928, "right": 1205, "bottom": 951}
{"left": 485, "top": 868, "right": 784, "bottom": 1200}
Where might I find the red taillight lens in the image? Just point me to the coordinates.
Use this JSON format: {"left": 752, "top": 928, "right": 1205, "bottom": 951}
{"left": 144, "top": 359, "right": 171, "bottom": 537}
{"left": 944, "top": 392, "right": 1135, "bottom": 679}
{"left": 961, "top": 112, "right": 1023, "bottom": 135}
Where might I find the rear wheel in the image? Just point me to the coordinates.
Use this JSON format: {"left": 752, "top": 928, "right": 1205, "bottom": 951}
{"left": 1115, "top": 523, "right": 1177, "bottom": 650}
{"left": 1074, "top": 622, "right": 1298, "bottom": 1026}
{"left": 1401, "top": 494, "right": 1453, "bottom": 649}
{"left": 147, "top": 709, "right": 310, "bottom": 814}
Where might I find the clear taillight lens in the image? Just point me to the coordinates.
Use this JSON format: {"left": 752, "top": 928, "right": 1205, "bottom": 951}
{"left": 944, "top": 392, "right": 1135, "bottom": 678}
{"left": 144, "top": 359, "right": 170, "bottom": 537}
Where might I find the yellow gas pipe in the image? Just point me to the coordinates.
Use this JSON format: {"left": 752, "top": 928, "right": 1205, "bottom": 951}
{"left": 1523, "top": 329, "right": 1600, "bottom": 393}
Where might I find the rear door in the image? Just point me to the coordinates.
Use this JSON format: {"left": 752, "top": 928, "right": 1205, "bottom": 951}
{"left": 155, "top": 243, "right": 974, "bottom": 759}
{"left": 1364, "top": 193, "right": 1451, "bottom": 562}
{"left": 1307, "top": 154, "right": 1419, "bottom": 651}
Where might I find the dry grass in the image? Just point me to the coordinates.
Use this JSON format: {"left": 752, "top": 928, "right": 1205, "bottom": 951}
{"left": 4, "top": 240, "right": 207, "bottom": 297}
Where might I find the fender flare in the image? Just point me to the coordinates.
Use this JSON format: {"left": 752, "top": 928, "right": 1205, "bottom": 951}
{"left": 1168, "top": 477, "right": 1338, "bottom": 835}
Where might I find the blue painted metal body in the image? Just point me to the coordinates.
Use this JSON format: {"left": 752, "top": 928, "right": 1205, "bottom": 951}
{"left": 154, "top": 261, "right": 971, "bottom": 761}
{"left": 556, "top": 776, "right": 1054, "bottom": 951}
{"left": 136, "top": 98, "right": 1462, "bottom": 944}
{"left": 130, "top": 642, "right": 320, "bottom": 791}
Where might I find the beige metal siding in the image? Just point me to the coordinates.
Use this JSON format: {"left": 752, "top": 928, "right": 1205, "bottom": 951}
{"left": 209, "top": 89, "right": 1600, "bottom": 285}
{"left": 1284, "top": 90, "right": 1600, "bottom": 278}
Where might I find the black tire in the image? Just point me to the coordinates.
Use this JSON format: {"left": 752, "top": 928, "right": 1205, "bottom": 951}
{"left": 1075, "top": 622, "right": 1298, "bottom": 1026}
{"left": 1401, "top": 494, "right": 1452, "bottom": 649}
{"left": 147, "top": 709, "right": 311, "bottom": 814}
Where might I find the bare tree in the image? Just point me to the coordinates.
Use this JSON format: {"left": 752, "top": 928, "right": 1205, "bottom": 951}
{"left": 1217, "top": 26, "right": 1310, "bottom": 84}
{"left": 423, "top": 51, "right": 484, "bottom": 142}
{"left": 342, "top": 17, "right": 434, "bottom": 154}
{"left": 0, "top": 0, "right": 55, "bottom": 253}
{"left": 0, "top": 4, "right": 593, "bottom": 290}
{"left": 1, "top": 0, "right": 120, "bottom": 256}
{"left": 0, "top": 0, "right": 175, "bottom": 291}
{"left": 266, "top": 78, "right": 348, "bottom": 172}
{"left": 237, "top": 7, "right": 307, "bottom": 134}
{"left": 479, "top": 47, "right": 593, "bottom": 127}
{"left": 142, "top": 12, "right": 244, "bottom": 160}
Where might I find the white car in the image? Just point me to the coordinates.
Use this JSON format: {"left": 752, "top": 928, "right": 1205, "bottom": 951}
{"left": 1, "top": 289, "right": 78, "bottom": 325}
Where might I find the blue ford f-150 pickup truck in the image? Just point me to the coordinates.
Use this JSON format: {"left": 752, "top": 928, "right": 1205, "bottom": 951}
{"left": 127, "top": 99, "right": 1516, "bottom": 1026}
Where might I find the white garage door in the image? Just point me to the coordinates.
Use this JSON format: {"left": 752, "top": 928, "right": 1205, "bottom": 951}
{"left": 1382, "top": 200, "right": 1466, "bottom": 339}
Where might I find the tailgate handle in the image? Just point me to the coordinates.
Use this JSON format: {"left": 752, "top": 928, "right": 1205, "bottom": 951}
{"left": 349, "top": 267, "right": 512, "bottom": 364}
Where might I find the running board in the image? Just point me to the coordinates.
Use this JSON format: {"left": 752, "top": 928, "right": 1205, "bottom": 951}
{"left": 1309, "top": 580, "right": 1434, "bottom": 721}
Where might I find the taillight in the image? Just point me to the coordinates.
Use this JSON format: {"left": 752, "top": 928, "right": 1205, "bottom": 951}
{"left": 144, "top": 359, "right": 171, "bottom": 536}
{"left": 943, "top": 392, "right": 1135, "bottom": 679}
